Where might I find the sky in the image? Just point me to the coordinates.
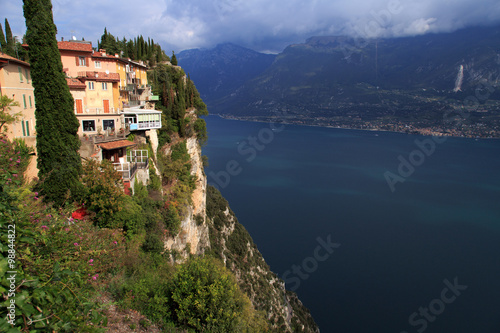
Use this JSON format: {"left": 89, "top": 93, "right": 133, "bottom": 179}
{"left": 2, "top": 0, "right": 500, "bottom": 53}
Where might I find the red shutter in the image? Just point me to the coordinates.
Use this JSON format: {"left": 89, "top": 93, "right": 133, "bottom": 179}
{"left": 103, "top": 100, "right": 110, "bottom": 113}
{"left": 86, "top": 57, "right": 90, "bottom": 67}
{"left": 76, "top": 56, "right": 79, "bottom": 66}
{"left": 75, "top": 99, "right": 83, "bottom": 114}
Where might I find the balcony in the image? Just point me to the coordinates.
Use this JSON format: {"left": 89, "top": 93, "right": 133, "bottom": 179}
{"left": 113, "top": 150, "right": 149, "bottom": 180}
{"left": 83, "top": 128, "right": 131, "bottom": 144}
{"left": 80, "top": 107, "right": 119, "bottom": 115}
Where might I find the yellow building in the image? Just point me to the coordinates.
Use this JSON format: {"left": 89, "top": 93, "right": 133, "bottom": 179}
{"left": 0, "top": 52, "right": 36, "bottom": 144}
{"left": 0, "top": 52, "right": 37, "bottom": 179}
{"left": 69, "top": 71, "right": 122, "bottom": 136}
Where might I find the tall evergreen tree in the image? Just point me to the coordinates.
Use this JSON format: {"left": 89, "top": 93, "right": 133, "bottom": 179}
{"left": 4, "top": 19, "right": 16, "bottom": 57}
{"left": 0, "top": 23, "right": 6, "bottom": 52}
{"left": 171, "top": 51, "right": 177, "bottom": 66}
{"left": 23, "top": 0, "right": 82, "bottom": 206}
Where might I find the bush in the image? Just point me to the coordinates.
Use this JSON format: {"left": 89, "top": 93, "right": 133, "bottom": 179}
{"left": 193, "top": 118, "right": 208, "bottom": 145}
{"left": 162, "top": 204, "right": 181, "bottom": 236}
{"left": 142, "top": 233, "right": 164, "bottom": 253}
{"left": 169, "top": 257, "right": 247, "bottom": 331}
{"left": 80, "top": 159, "right": 124, "bottom": 228}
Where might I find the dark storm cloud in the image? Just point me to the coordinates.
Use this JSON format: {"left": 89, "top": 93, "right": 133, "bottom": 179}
{"left": 3, "top": 0, "right": 500, "bottom": 52}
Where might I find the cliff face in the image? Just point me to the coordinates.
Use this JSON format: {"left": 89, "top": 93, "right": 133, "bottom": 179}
{"left": 163, "top": 136, "right": 210, "bottom": 258}
{"left": 159, "top": 133, "right": 318, "bottom": 331}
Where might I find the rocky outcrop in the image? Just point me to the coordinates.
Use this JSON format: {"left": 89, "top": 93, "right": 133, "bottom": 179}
{"left": 163, "top": 137, "right": 210, "bottom": 259}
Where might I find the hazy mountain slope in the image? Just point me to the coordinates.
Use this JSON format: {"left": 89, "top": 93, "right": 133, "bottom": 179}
{"left": 178, "top": 43, "right": 276, "bottom": 105}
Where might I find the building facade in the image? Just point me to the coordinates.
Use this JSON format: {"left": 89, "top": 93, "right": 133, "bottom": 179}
{"left": 0, "top": 52, "right": 36, "bottom": 142}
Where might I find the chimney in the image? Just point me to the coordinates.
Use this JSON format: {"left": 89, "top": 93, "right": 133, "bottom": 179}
{"left": 61, "top": 37, "right": 64, "bottom": 41}
{"left": 115, "top": 53, "right": 119, "bottom": 57}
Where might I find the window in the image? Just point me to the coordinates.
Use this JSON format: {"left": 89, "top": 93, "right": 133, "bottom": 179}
{"left": 88, "top": 81, "right": 94, "bottom": 90}
{"left": 25, "top": 121, "right": 30, "bottom": 136}
{"left": 82, "top": 120, "right": 95, "bottom": 132}
{"left": 29, "top": 96, "right": 33, "bottom": 108}
{"left": 103, "top": 120, "right": 115, "bottom": 131}
{"left": 18, "top": 67, "right": 23, "bottom": 82}
{"left": 23, "top": 95, "right": 27, "bottom": 109}
{"left": 95, "top": 61, "right": 101, "bottom": 68}
{"left": 79, "top": 56, "right": 86, "bottom": 66}
{"left": 102, "top": 82, "right": 108, "bottom": 90}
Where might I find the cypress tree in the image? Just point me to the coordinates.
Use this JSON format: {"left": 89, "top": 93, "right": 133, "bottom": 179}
{"left": 171, "top": 51, "right": 177, "bottom": 66}
{"left": 23, "top": 0, "right": 82, "bottom": 206}
{"left": 4, "top": 19, "right": 16, "bottom": 57}
{"left": 0, "top": 23, "right": 6, "bottom": 53}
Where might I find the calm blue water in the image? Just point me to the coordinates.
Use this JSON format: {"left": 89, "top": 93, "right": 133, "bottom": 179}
{"left": 202, "top": 115, "right": 500, "bottom": 333}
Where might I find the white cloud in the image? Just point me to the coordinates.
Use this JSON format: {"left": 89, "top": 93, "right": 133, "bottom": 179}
{"left": 2, "top": 0, "right": 500, "bottom": 52}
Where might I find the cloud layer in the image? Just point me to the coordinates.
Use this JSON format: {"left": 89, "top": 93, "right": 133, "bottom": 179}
{"left": 3, "top": 0, "right": 500, "bottom": 53}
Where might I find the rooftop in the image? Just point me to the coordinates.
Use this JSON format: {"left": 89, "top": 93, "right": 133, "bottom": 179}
{"left": 57, "top": 41, "right": 93, "bottom": 53}
{"left": 66, "top": 77, "right": 86, "bottom": 89}
{"left": 98, "top": 139, "right": 137, "bottom": 150}
{"left": 78, "top": 71, "right": 120, "bottom": 82}
{"left": 0, "top": 52, "right": 30, "bottom": 68}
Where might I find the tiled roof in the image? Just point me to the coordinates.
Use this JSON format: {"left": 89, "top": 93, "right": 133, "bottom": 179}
{"left": 0, "top": 52, "right": 30, "bottom": 67}
{"left": 78, "top": 71, "right": 120, "bottom": 82}
{"left": 98, "top": 140, "right": 137, "bottom": 150}
{"left": 66, "top": 77, "right": 86, "bottom": 89}
{"left": 57, "top": 41, "right": 92, "bottom": 52}
{"left": 92, "top": 52, "right": 127, "bottom": 63}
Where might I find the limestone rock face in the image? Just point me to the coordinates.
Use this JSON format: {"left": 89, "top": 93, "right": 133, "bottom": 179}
{"left": 163, "top": 137, "right": 209, "bottom": 259}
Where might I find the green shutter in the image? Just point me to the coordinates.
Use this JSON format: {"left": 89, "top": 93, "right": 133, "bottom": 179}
{"left": 26, "top": 121, "right": 30, "bottom": 136}
{"left": 23, "top": 95, "right": 27, "bottom": 108}
{"left": 18, "top": 67, "right": 23, "bottom": 82}
{"left": 29, "top": 96, "right": 33, "bottom": 108}
{"left": 22, "top": 120, "right": 26, "bottom": 136}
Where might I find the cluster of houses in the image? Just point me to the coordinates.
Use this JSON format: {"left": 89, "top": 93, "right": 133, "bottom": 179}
{"left": 0, "top": 39, "right": 163, "bottom": 193}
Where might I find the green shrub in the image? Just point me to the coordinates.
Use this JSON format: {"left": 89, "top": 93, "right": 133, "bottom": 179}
{"left": 162, "top": 205, "right": 181, "bottom": 236}
{"left": 80, "top": 159, "right": 124, "bottom": 228}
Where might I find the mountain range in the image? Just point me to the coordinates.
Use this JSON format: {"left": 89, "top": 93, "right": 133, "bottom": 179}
{"left": 179, "top": 25, "right": 500, "bottom": 137}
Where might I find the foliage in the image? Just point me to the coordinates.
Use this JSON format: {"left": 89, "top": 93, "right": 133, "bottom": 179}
{"left": 0, "top": 182, "right": 124, "bottom": 331}
{"left": 0, "top": 95, "right": 21, "bottom": 133}
{"left": 97, "top": 28, "right": 169, "bottom": 64}
{"left": 158, "top": 141, "right": 194, "bottom": 187}
{"left": 114, "top": 194, "right": 144, "bottom": 237}
{"left": 193, "top": 118, "right": 208, "bottom": 145}
{"left": 0, "top": 23, "right": 6, "bottom": 53}
{"left": 80, "top": 159, "right": 124, "bottom": 228}
{"left": 0, "top": 135, "right": 33, "bottom": 191}
{"left": 170, "top": 51, "right": 177, "bottom": 66}
{"left": 162, "top": 204, "right": 181, "bottom": 236}
{"left": 23, "top": 0, "right": 82, "bottom": 206}
{"left": 169, "top": 256, "right": 260, "bottom": 332}
{"left": 3, "top": 19, "right": 15, "bottom": 57}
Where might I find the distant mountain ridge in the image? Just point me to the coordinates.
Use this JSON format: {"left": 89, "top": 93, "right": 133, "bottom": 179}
{"left": 178, "top": 43, "right": 275, "bottom": 105}
{"left": 181, "top": 26, "right": 500, "bottom": 137}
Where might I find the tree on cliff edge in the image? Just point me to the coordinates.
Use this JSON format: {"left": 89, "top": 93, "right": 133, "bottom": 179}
{"left": 23, "top": 0, "right": 82, "bottom": 206}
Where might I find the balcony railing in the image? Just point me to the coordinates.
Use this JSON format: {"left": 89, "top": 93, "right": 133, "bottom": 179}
{"left": 80, "top": 107, "right": 119, "bottom": 115}
{"left": 113, "top": 162, "right": 138, "bottom": 180}
{"left": 113, "top": 152, "right": 149, "bottom": 180}
{"left": 82, "top": 128, "right": 130, "bottom": 143}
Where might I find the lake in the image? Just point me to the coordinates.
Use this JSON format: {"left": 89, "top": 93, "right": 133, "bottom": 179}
{"left": 202, "top": 115, "right": 500, "bottom": 333}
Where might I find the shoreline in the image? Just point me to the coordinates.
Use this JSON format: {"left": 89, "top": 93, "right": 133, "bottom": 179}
{"left": 207, "top": 114, "right": 500, "bottom": 140}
